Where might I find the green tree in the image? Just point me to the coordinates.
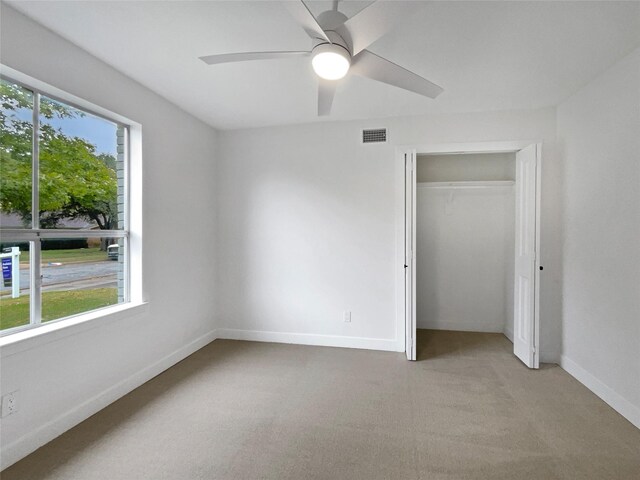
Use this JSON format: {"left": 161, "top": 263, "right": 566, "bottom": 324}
{"left": 0, "top": 80, "right": 117, "bottom": 233}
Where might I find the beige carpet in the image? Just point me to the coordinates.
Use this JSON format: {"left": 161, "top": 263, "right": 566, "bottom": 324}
{"left": 3, "top": 330, "right": 639, "bottom": 479}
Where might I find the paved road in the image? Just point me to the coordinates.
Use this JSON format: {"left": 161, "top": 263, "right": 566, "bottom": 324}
{"left": 1, "top": 260, "right": 120, "bottom": 294}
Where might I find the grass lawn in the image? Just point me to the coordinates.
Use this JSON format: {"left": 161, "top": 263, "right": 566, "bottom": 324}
{"left": 16, "top": 247, "right": 109, "bottom": 266}
{"left": 0, "top": 288, "right": 118, "bottom": 331}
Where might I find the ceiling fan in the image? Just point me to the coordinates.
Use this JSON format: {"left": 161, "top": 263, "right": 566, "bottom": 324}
{"left": 199, "top": 0, "right": 443, "bottom": 116}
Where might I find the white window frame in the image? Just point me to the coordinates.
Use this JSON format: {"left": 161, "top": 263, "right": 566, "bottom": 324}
{"left": 0, "top": 66, "right": 144, "bottom": 339}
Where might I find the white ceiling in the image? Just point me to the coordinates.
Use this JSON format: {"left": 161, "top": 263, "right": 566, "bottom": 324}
{"left": 7, "top": 1, "right": 640, "bottom": 130}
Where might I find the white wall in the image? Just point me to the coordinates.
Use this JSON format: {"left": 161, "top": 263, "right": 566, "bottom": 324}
{"left": 216, "top": 108, "right": 560, "bottom": 359}
{"left": 557, "top": 46, "right": 640, "bottom": 428}
{"left": 0, "top": 5, "right": 218, "bottom": 468}
{"left": 415, "top": 183, "right": 515, "bottom": 333}
{"left": 215, "top": 121, "right": 399, "bottom": 350}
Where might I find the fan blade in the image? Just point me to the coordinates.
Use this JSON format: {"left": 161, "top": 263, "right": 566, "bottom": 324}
{"left": 318, "top": 79, "right": 337, "bottom": 116}
{"left": 351, "top": 50, "right": 443, "bottom": 99}
{"left": 283, "top": 0, "right": 331, "bottom": 43}
{"left": 199, "top": 51, "right": 309, "bottom": 65}
{"left": 337, "top": 1, "right": 425, "bottom": 55}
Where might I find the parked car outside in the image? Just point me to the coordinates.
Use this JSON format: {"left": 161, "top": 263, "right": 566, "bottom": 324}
{"left": 107, "top": 244, "right": 120, "bottom": 261}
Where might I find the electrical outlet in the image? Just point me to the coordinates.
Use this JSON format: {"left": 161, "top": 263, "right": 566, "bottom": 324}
{"left": 1, "top": 390, "right": 19, "bottom": 417}
{"left": 343, "top": 311, "right": 351, "bottom": 323}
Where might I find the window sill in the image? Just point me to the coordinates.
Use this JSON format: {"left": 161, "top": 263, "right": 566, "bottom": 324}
{"left": 0, "top": 302, "right": 148, "bottom": 358}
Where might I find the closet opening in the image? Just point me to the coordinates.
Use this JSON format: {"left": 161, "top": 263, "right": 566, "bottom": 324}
{"left": 416, "top": 152, "right": 516, "bottom": 360}
{"left": 399, "top": 142, "right": 541, "bottom": 368}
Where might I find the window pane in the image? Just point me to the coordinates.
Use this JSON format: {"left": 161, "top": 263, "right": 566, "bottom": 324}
{"left": 41, "top": 238, "right": 125, "bottom": 322}
{"left": 0, "top": 242, "right": 31, "bottom": 331}
{"left": 38, "top": 96, "right": 124, "bottom": 230}
{"left": 0, "top": 78, "right": 33, "bottom": 229}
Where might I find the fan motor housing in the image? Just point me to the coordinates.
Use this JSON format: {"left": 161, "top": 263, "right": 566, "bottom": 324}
{"left": 317, "top": 10, "right": 349, "bottom": 31}
{"left": 312, "top": 30, "right": 350, "bottom": 55}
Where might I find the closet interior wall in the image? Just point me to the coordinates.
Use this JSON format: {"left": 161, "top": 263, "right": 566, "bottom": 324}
{"left": 416, "top": 153, "right": 516, "bottom": 337}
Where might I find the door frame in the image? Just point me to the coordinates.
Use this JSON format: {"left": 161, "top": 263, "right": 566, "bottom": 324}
{"left": 395, "top": 140, "right": 542, "bottom": 364}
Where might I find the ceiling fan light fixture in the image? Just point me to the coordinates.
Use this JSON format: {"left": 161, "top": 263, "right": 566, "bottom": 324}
{"left": 311, "top": 43, "right": 351, "bottom": 80}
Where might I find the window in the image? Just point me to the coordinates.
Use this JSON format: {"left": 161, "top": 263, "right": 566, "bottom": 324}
{"left": 0, "top": 75, "right": 130, "bottom": 335}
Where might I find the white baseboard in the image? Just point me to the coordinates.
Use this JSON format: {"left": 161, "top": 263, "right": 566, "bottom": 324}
{"left": 217, "top": 328, "right": 401, "bottom": 352}
{"left": 1, "top": 329, "right": 219, "bottom": 471}
{"left": 503, "top": 327, "right": 514, "bottom": 343}
{"left": 418, "top": 321, "right": 504, "bottom": 333}
{"left": 539, "top": 351, "right": 559, "bottom": 364}
{"left": 560, "top": 354, "right": 640, "bottom": 429}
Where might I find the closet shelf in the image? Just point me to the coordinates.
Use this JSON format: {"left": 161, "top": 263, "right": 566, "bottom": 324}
{"left": 417, "top": 181, "right": 515, "bottom": 189}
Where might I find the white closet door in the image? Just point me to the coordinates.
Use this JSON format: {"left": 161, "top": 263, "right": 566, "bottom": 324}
{"left": 405, "top": 150, "right": 417, "bottom": 361}
{"left": 513, "top": 144, "right": 540, "bottom": 368}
